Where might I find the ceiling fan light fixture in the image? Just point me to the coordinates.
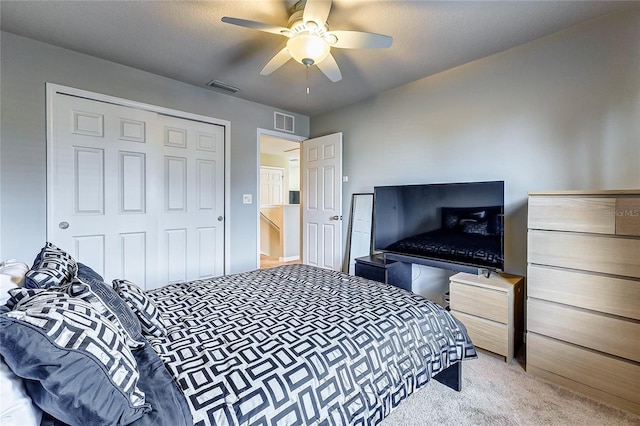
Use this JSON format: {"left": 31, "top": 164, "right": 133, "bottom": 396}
{"left": 324, "top": 33, "right": 338, "bottom": 45}
{"left": 287, "top": 34, "right": 330, "bottom": 66}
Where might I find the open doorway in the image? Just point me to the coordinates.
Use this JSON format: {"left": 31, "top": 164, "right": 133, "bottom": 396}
{"left": 258, "top": 130, "right": 305, "bottom": 269}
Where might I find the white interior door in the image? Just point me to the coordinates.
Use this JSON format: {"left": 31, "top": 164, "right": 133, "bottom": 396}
{"left": 48, "top": 88, "right": 226, "bottom": 289}
{"left": 302, "top": 132, "right": 343, "bottom": 270}
{"left": 260, "top": 167, "right": 284, "bottom": 206}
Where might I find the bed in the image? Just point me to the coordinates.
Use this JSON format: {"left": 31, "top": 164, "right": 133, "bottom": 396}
{"left": 384, "top": 206, "right": 504, "bottom": 270}
{"left": 0, "top": 243, "right": 477, "bottom": 426}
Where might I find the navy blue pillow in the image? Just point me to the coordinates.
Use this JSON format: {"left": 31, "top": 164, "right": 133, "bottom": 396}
{"left": 0, "top": 289, "right": 151, "bottom": 425}
{"left": 77, "top": 262, "right": 105, "bottom": 283}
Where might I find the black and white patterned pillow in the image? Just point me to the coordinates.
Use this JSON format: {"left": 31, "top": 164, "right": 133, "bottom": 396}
{"left": 463, "top": 220, "right": 489, "bottom": 235}
{"left": 1, "top": 288, "right": 150, "bottom": 424}
{"left": 113, "top": 279, "right": 167, "bottom": 337}
{"left": 25, "top": 243, "right": 77, "bottom": 289}
{"left": 62, "top": 278, "right": 145, "bottom": 349}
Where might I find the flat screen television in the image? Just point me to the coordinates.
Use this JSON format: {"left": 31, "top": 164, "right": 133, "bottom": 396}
{"left": 373, "top": 181, "right": 505, "bottom": 273}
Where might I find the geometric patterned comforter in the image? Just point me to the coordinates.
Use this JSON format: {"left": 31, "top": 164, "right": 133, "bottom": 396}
{"left": 146, "top": 264, "right": 477, "bottom": 426}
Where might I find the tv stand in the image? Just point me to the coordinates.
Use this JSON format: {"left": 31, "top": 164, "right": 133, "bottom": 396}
{"left": 355, "top": 253, "right": 501, "bottom": 295}
{"left": 383, "top": 252, "right": 493, "bottom": 275}
{"left": 478, "top": 268, "right": 493, "bottom": 278}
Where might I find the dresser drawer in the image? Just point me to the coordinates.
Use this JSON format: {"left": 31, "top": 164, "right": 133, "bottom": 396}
{"left": 528, "top": 195, "right": 640, "bottom": 236}
{"left": 528, "top": 230, "right": 640, "bottom": 278}
{"left": 527, "top": 265, "right": 640, "bottom": 320}
{"left": 528, "top": 196, "right": 616, "bottom": 234}
{"left": 527, "top": 299, "right": 640, "bottom": 362}
{"left": 451, "top": 310, "right": 508, "bottom": 356}
{"left": 616, "top": 198, "right": 640, "bottom": 236}
{"left": 450, "top": 281, "right": 508, "bottom": 323}
{"left": 527, "top": 333, "right": 639, "bottom": 405}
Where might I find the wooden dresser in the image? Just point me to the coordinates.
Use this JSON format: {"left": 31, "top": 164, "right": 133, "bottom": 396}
{"left": 527, "top": 190, "right": 640, "bottom": 415}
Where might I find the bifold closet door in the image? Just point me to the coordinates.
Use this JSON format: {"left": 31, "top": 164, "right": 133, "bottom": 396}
{"left": 49, "top": 92, "right": 225, "bottom": 289}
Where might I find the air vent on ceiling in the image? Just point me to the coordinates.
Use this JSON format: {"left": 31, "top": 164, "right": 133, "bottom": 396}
{"left": 274, "top": 111, "right": 294, "bottom": 133}
{"left": 206, "top": 79, "right": 240, "bottom": 94}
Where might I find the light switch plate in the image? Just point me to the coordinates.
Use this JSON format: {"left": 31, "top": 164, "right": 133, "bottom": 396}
{"left": 243, "top": 194, "right": 252, "bottom": 204}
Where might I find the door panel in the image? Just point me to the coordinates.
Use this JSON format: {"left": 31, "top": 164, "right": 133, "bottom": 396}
{"left": 156, "top": 114, "right": 225, "bottom": 285}
{"left": 302, "top": 133, "right": 343, "bottom": 271}
{"left": 49, "top": 91, "right": 225, "bottom": 289}
{"left": 260, "top": 167, "right": 284, "bottom": 206}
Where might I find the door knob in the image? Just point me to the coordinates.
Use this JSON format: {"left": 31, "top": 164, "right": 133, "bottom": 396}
{"left": 330, "top": 215, "right": 342, "bottom": 220}
{"left": 217, "top": 216, "right": 223, "bottom": 222}
{"left": 59, "top": 221, "right": 69, "bottom": 230}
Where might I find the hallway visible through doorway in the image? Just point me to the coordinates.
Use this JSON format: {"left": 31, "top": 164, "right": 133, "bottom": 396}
{"left": 260, "top": 254, "right": 301, "bottom": 269}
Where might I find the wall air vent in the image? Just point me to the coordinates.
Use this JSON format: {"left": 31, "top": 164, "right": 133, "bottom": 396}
{"left": 206, "top": 79, "right": 240, "bottom": 94}
{"left": 274, "top": 111, "right": 294, "bottom": 133}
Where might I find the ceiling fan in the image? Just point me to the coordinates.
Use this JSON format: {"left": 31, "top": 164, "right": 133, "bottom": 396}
{"left": 221, "top": 0, "right": 393, "bottom": 82}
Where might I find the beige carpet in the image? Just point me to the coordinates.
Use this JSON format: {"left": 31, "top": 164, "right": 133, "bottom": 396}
{"left": 382, "top": 350, "right": 640, "bottom": 426}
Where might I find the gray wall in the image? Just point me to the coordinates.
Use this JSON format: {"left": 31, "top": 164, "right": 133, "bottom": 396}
{"left": 0, "top": 31, "right": 310, "bottom": 272}
{"left": 311, "top": 11, "right": 640, "bottom": 301}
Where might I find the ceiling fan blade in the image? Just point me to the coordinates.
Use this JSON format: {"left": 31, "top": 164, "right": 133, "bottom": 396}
{"left": 316, "top": 53, "right": 342, "bottom": 82}
{"left": 260, "top": 47, "right": 293, "bottom": 75}
{"left": 328, "top": 30, "right": 393, "bottom": 49}
{"left": 221, "top": 17, "right": 289, "bottom": 36}
{"left": 303, "top": 0, "right": 332, "bottom": 26}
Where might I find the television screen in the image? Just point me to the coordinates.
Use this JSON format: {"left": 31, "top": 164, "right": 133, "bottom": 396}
{"left": 373, "top": 181, "right": 505, "bottom": 272}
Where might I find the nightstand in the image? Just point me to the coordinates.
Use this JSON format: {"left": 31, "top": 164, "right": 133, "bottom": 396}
{"left": 449, "top": 272, "right": 524, "bottom": 363}
{"left": 354, "top": 255, "right": 412, "bottom": 291}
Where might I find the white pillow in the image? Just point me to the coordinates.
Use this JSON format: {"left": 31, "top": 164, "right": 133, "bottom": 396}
{"left": 0, "top": 356, "right": 43, "bottom": 426}
{"left": 0, "top": 262, "right": 43, "bottom": 426}
{"left": 0, "top": 275, "right": 16, "bottom": 306}
{"left": 0, "top": 259, "right": 29, "bottom": 287}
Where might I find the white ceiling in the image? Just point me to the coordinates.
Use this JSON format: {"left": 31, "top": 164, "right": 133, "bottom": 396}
{"left": 261, "top": 134, "right": 301, "bottom": 160}
{"left": 1, "top": 1, "right": 638, "bottom": 117}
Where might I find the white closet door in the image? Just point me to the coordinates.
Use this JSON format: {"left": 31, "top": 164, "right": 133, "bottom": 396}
{"left": 155, "top": 114, "right": 225, "bottom": 285}
{"left": 48, "top": 91, "right": 225, "bottom": 289}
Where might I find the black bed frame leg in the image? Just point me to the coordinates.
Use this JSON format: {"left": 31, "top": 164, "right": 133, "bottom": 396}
{"left": 434, "top": 362, "right": 462, "bottom": 391}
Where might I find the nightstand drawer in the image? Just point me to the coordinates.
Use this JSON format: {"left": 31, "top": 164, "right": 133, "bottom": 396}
{"left": 354, "top": 255, "right": 412, "bottom": 291}
{"left": 354, "top": 262, "right": 385, "bottom": 282}
{"left": 450, "top": 282, "right": 508, "bottom": 323}
{"left": 452, "top": 310, "right": 508, "bottom": 356}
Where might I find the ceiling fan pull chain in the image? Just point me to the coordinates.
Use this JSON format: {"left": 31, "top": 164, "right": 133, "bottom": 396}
{"left": 306, "top": 65, "right": 310, "bottom": 102}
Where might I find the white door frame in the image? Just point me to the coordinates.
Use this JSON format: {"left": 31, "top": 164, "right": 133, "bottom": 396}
{"left": 256, "top": 128, "right": 306, "bottom": 269}
{"left": 46, "top": 83, "right": 232, "bottom": 274}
